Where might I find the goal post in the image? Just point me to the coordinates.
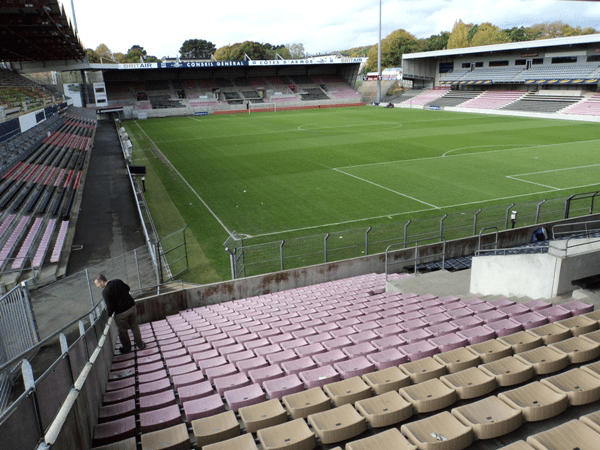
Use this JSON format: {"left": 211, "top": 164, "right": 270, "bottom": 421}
{"left": 248, "top": 102, "right": 276, "bottom": 113}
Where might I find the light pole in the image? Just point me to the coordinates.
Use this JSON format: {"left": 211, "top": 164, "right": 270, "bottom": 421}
{"left": 377, "top": 0, "right": 382, "bottom": 104}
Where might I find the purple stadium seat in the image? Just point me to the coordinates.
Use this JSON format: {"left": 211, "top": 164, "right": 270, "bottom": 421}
{"left": 537, "top": 306, "right": 572, "bottom": 322}
{"left": 425, "top": 321, "right": 459, "bottom": 338}
{"left": 330, "top": 327, "right": 358, "bottom": 339}
{"left": 466, "top": 303, "right": 495, "bottom": 314}
{"left": 400, "top": 328, "right": 433, "bottom": 344}
{"left": 451, "top": 316, "right": 484, "bottom": 331}
{"left": 498, "top": 303, "right": 531, "bottom": 318}
{"left": 322, "top": 336, "right": 352, "bottom": 351}
{"left": 342, "top": 342, "right": 377, "bottom": 359}
{"left": 372, "top": 334, "right": 406, "bottom": 351}
{"left": 169, "top": 362, "right": 197, "bottom": 377}
{"left": 236, "top": 356, "right": 269, "bottom": 375}
{"left": 561, "top": 300, "right": 594, "bottom": 316}
{"left": 445, "top": 308, "right": 474, "bottom": 321}
{"left": 249, "top": 364, "right": 285, "bottom": 386}
{"left": 313, "top": 349, "right": 348, "bottom": 367}
{"left": 400, "top": 318, "right": 428, "bottom": 331}
{"left": 205, "top": 363, "right": 239, "bottom": 383}
{"left": 103, "top": 386, "right": 136, "bottom": 405}
{"left": 522, "top": 299, "right": 552, "bottom": 311}
{"left": 138, "top": 378, "right": 172, "bottom": 396}
{"left": 373, "top": 324, "right": 403, "bottom": 338}
{"left": 476, "top": 310, "right": 508, "bottom": 324}
{"left": 138, "top": 368, "right": 168, "bottom": 384}
{"left": 266, "top": 349, "right": 298, "bottom": 366}
{"left": 105, "top": 377, "right": 136, "bottom": 392}
{"left": 198, "top": 356, "right": 227, "bottom": 375}
{"left": 294, "top": 343, "right": 326, "bottom": 359}
{"left": 490, "top": 298, "right": 515, "bottom": 309}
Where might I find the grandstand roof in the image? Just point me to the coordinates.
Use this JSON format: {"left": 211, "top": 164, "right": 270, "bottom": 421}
{"left": 0, "top": 0, "right": 86, "bottom": 63}
{"left": 403, "top": 34, "right": 600, "bottom": 60}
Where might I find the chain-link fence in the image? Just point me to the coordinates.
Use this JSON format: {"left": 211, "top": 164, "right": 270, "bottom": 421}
{"left": 225, "top": 191, "right": 600, "bottom": 279}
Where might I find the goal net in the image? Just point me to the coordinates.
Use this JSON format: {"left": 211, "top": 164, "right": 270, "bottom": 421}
{"left": 248, "top": 102, "right": 276, "bottom": 113}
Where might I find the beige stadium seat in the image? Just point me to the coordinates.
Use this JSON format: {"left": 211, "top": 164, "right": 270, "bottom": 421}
{"left": 362, "top": 366, "right": 410, "bottom": 395}
{"left": 467, "top": 339, "right": 512, "bottom": 363}
{"left": 526, "top": 419, "right": 600, "bottom": 450}
{"left": 513, "top": 346, "right": 569, "bottom": 375}
{"left": 191, "top": 410, "right": 241, "bottom": 448}
{"left": 354, "top": 390, "right": 413, "bottom": 428}
{"left": 478, "top": 356, "right": 534, "bottom": 387}
{"left": 140, "top": 423, "right": 189, "bottom": 450}
{"left": 307, "top": 404, "right": 367, "bottom": 444}
{"left": 93, "top": 437, "right": 136, "bottom": 450}
{"left": 203, "top": 433, "right": 259, "bottom": 450}
{"left": 451, "top": 395, "right": 522, "bottom": 440}
{"left": 239, "top": 399, "right": 288, "bottom": 433}
{"left": 497, "top": 331, "right": 543, "bottom": 353}
{"left": 323, "top": 376, "right": 372, "bottom": 407}
{"left": 282, "top": 387, "right": 331, "bottom": 420}
{"left": 557, "top": 315, "right": 598, "bottom": 336}
{"left": 257, "top": 418, "right": 316, "bottom": 450}
{"left": 401, "top": 411, "right": 474, "bottom": 450}
{"left": 549, "top": 335, "right": 600, "bottom": 364}
{"left": 527, "top": 322, "right": 571, "bottom": 345}
{"left": 582, "top": 309, "right": 600, "bottom": 323}
{"left": 399, "top": 378, "right": 457, "bottom": 414}
{"left": 498, "top": 381, "right": 568, "bottom": 422}
{"left": 400, "top": 357, "right": 447, "bottom": 384}
{"left": 433, "top": 347, "right": 480, "bottom": 373}
{"left": 497, "top": 441, "right": 536, "bottom": 450}
{"left": 541, "top": 368, "right": 600, "bottom": 406}
{"left": 581, "top": 360, "right": 600, "bottom": 379}
{"left": 440, "top": 367, "right": 496, "bottom": 400}
{"left": 345, "top": 427, "right": 417, "bottom": 450}
{"left": 579, "top": 410, "right": 600, "bottom": 434}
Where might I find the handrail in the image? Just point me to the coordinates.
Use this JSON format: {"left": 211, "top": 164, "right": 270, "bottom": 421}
{"left": 552, "top": 219, "right": 600, "bottom": 239}
{"left": 477, "top": 227, "right": 499, "bottom": 253}
{"left": 562, "top": 234, "right": 600, "bottom": 257}
{"left": 386, "top": 237, "right": 446, "bottom": 278}
{"left": 475, "top": 243, "right": 549, "bottom": 257}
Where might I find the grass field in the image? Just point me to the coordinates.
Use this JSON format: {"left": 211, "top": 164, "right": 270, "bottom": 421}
{"left": 124, "top": 107, "right": 600, "bottom": 282}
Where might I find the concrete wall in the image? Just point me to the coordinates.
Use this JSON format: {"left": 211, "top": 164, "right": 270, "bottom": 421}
{"left": 470, "top": 236, "right": 600, "bottom": 299}
{"left": 135, "top": 213, "right": 600, "bottom": 323}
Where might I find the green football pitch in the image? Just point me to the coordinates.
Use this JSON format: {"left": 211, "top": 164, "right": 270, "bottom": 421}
{"left": 125, "top": 106, "right": 600, "bottom": 281}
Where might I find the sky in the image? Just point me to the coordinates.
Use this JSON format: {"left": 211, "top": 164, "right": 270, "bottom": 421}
{"left": 62, "top": 0, "right": 600, "bottom": 58}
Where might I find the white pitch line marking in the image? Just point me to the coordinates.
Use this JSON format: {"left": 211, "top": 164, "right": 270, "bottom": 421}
{"left": 133, "top": 121, "right": 235, "bottom": 238}
{"left": 332, "top": 168, "right": 440, "bottom": 209}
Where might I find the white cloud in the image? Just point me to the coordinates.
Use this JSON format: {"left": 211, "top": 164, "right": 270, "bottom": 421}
{"left": 65, "top": 0, "right": 600, "bottom": 58}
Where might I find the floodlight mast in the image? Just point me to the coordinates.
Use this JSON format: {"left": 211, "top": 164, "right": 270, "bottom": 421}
{"left": 377, "top": 0, "right": 382, "bottom": 104}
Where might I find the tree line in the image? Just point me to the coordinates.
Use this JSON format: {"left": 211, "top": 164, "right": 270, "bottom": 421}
{"left": 86, "top": 21, "right": 596, "bottom": 73}
{"left": 86, "top": 40, "right": 306, "bottom": 63}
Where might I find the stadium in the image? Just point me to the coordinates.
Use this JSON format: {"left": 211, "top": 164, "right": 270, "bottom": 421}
{"left": 3, "top": 1, "right": 600, "bottom": 449}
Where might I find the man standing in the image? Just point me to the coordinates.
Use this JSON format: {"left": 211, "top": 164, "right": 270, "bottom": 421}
{"left": 95, "top": 274, "right": 146, "bottom": 353}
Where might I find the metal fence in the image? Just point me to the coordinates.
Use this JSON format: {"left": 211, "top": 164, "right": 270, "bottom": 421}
{"left": 225, "top": 191, "right": 600, "bottom": 279}
{"left": 0, "top": 284, "right": 39, "bottom": 412}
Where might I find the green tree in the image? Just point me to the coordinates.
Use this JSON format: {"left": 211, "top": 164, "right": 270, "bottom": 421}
{"left": 86, "top": 48, "right": 100, "bottom": 63}
{"left": 179, "top": 39, "right": 216, "bottom": 59}
{"left": 470, "top": 23, "right": 511, "bottom": 46}
{"left": 422, "top": 31, "right": 450, "bottom": 51}
{"left": 285, "top": 43, "right": 306, "bottom": 58}
{"left": 215, "top": 41, "right": 291, "bottom": 60}
{"left": 364, "top": 29, "right": 418, "bottom": 72}
{"left": 447, "top": 20, "right": 469, "bottom": 49}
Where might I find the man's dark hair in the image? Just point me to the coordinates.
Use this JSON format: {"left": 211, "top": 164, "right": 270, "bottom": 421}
{"left": 95, "top": 274, "right": 107, "bottom": 283}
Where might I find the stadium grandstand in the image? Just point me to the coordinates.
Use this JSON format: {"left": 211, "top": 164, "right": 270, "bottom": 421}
{"left": 3, "top": 2, "right": 600, "bottom": 450}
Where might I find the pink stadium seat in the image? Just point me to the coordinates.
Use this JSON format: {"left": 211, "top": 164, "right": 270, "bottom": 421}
{"left": 205, "top": 363, "right": 239, "bottom": 383}
{"left": 97, "top": 399, "right": 136, "bottom": 424}
{"left": 169, "top": 362, "right": 198, "bottom": 377}
{"left": 266, "top": 349, "right": 298, "bottom": 365}
{"left": 103, "top": 386, "right": 136, "bottom": 405}
{"left": 451, "top": 316, "right": 484, "bottom": 331}
{"left": 334, "top": 356, "right": 376, "bottom": 379}
{"left": 140, "top": 404, "right": 182, "bottom": 433}
{"left": 367, "top": 348, "right": 409, "bottom": 370}
{"left": 178, "top": 380, "right": 214, "bottom": 402}
{"left": 373, "top": 324, "right": 403, "bottom": 338}
{"left": 342, "top": 342, "right": 377, "bottom": 359}
{"left": 224, "top": 383, "right": 266, "bottom": 412}
{"left": 401, "top": 328, "right": 433, "bottom": 344}
{"left": 93, "top": 415, "right": 137, "bottom": 447}
{"left": 498, "top": 303, "right": 531, "bottom": 318}
{"left": 281, "top": 356, "right": 317, "bottom": 376}
{"left": 467, "top": 303, "right": 495, "bottom": 314}
{"left": 456, "top": 325, "right": 496, "bottom": 344}
{"left": 330, "top": 327, "right": 358, "bottom": 339}
{"left": 249, "top": 364, "right": 285, "bottom": 386}
{"left": 445, "top": 308, "right": 474, "bottom": 321}
{"left": 313, "top": 349, "right": 348, "bottom": 367}
{"left": 402, "top": 341, "right": 440, "bottom": 361}
{"left": 138, "top": 369, "right": 168, "bottom": 384}
{"left": 138, "top": 378, "right": 172, "bottom": 396}
{"left": 484, "top": 318, "right": 523, "bottom": 337}
{"left": 226, "top": 349, "right": 255, "bottom": 365}
{"left": 105, "top": 377, "right": 135, "bottom": 392}
{"left": 560, "top": 300, "right": 594, "bottom": 316}
{"left": 214, "top": 372, "right": 251, "bottom": 396}
{"left": 183, "top": 394, "right": 226, "bottom": 421}
{"left": 299, "top": 365, "right": 341, "bottom": 389}
{"left": 264, "top": 374, "right": 305, "bottom": 400}
{"left": 512, "top": 312, "right": 548, "bottom": 330}
{"left": 537, "top": 306, "right": 572, "bottom": 322}
{"left": 372, "top": 335, "right": 407, "bottom": 351}
{"left": 138, "top": 390, "right": 177, "bottom": 412}
{"left": 426, "top": 321, "right": 459, "bottom": 338}
{"left": 198, "top": 356, "right": 227, "bottom": 375}
{"left": 236, "top": 356, "right": 269, "bottom": 374}
{"left": 428, "top": 333, "right": 469, "bottom": 352}
{"left": 294, "top": 343, "right": 326, "bottom": 359}
{"left": 476, "top": 310, "right": 508, "bottom": 324}
{"left": 490, "top": 298, "right": 515, "bottom": 309}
